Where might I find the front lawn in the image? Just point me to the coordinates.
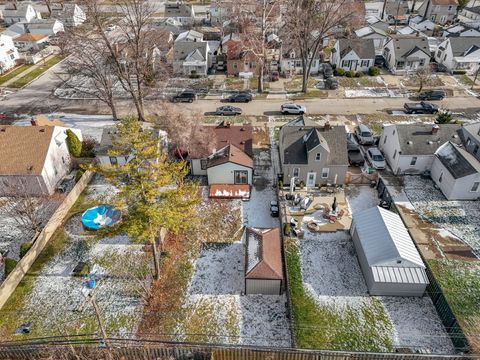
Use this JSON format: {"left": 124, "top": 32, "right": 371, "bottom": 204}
{"left": 285, "top": 76, "right": 316, "bottom": 92}
{"left": 8, "top": 56, "right": 62, "bottom": 89}
{"left": 0, "top": 64, "right": 33, "bottom": 85}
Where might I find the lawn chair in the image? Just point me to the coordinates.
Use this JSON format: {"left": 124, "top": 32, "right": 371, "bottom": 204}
{"left": 337, "top": 209, "right": 345, "bottom": 220}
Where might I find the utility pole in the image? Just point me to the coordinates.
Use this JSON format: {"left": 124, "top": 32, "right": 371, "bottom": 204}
{"left": 472, "top": 66, "right": 479, "bottom": 90}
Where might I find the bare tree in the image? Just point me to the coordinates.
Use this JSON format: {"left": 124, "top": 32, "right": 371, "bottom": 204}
{"left": 413, "top": 67, "right": 433, "bottom": 93}
{"left": 0, "top": 184, "right": 61, "bottom": 238}
{"left": 154, "top": 104, "right": 212, "bottom": 159}
{"left": 81, "top": 0, "right": 172, "bottom": 121}
{"left": 283, "top": 0, "right": 362, "bottom": 92}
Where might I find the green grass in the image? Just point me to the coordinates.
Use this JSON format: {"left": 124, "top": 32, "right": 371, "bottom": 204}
{"left": 0, "top": 64, "right": 33, "bottom": 85}
{"left": 0, "top": 229, "right": 70, "bottom": 340}
{"left": 8, "top": 56, "right": 62, "bottom": 89}
{"left": 204, "top": 115, "right": 250, "bottom": 124}
{"left": 289, "top": 90, "right": 328, "bottom": 100}
{"left": 456, "top": 74, "right": 477, "bottom": 87}
{"left": 286, "top": 239, "right": 393, "bottom": 351}
{"left": 285, "top": 76, "right": 316, "bottom": 91}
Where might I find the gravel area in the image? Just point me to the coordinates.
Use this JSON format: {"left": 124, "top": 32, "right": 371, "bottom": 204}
{"left": 403, "top": 176, "right": 480, "bottom": 257}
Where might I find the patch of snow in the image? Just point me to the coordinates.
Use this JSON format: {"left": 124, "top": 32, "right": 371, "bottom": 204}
{"left": 246, "top": 232, "right": 260, "bottom": 273}
{"left": 345, "top": 185, "right": 379, "bottom": 215}
{"left": 345, "top": 89, "right": 408, "bottom": 98}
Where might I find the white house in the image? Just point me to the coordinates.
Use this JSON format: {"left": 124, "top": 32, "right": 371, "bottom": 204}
{"left": 164, "top": 2, "right": 195, "bottom": 26}
{"left": 351, "top": 207, "right": 428, "bottom": 297}
{"left": 7, "top": 19, "right": 64, "bottom": 37}
{"left": 443, "top": 24, "right": 480, "bottom": 38}
{"left": 280, "top": 48, "right": 320, "bottom": 75}
{"left": 13, "top": 33, "right": 48, "bottom": 51}
{"left": 378, "top": 123, "right": 462, "bottom": 175}
{"left": 0, "top": 33, "right": 19, "bottom": 72}
{"left": 409, "top": 16, "right": 436, "bottom": 35}
{"left": 435, "top": 37, "right": 480, "bottom": 74}
{"left": 383, "top": 34, "right": 431, "bottom": 74}
{"left": 1, "top": 3, "right": 41, "bottom": 25}
{"left": 173, "top": 30, "right": 211, "bottom": 76}
{"left": 461, "top": 122, "right": 480, "bottom": 162}
{"left": 354, "top": 25, "right": 388, "bottom": 55}
{"left": 0, "top": 125, "right": 82, "bottom": 196}
{"left": 245, "top": 227, "right": 284, "bottom": 295}
{"left": 431, "top": 142, "right": 480, "bottom": 200}
{"left": 417, "top": 0, "right": 458, "bottom": 25}
{"left": 206, "top": 144, "right": 253, "bottom": 186}
{"left": 51, "top": 4, "right": 86, "bottom": 27}
{"left": 331, "top": 39, "right": 375, "bottom": 72}
{"left": 461, "top": 6, "right": 480, "bottom": 21}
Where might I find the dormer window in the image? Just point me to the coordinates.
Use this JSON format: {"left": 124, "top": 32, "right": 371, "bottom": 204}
{"left": 315, "top": 153, "right": 321, "bottom": 161}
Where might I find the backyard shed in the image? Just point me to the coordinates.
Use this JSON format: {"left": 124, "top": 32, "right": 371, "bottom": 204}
{"left": 350, "top": 206, "right": 428, "bottom": 296}
{"left": 245, "top": 228, "right": 284, "bottom": 295}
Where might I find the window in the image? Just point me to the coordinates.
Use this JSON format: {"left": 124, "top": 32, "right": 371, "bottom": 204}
{"left": 321, "top": 168, "right": 329, "bottom": 178}
{"left": 293, "top": 168, "right": 300, "bottom": 177}
{"left": 233, "top": 63, "right": 237, "bottom": 69}
{"left": 109, "top": 156, "right": 118, "bottom": 165}
{"left": 396, "top": 61, "right": 404, "bottom": 69}
{"left": 234, "top": 170, "right": 248, "bottom": 184}
{"left": 383, "top": 136, "right": 388, "bottom": 144}
{"left": 467, "top": 138, "right": 471, "bottom": 146}
{"left": 439, "top": 172, "right": 443, "bottom": 183}
{"left": 410, "top": 156, "right": 418, "bottom": 166}
{"left": 361, "top": 60, "right": 369, "bottom": 67}
{"left": 200, "top": 159, "right": 207, "bottom": 170}
{"left": 295, "top": 60, "right": 301, "bottom": 67}
{"left": 419, "top": 59, "right": 425, "bottom": 66}
{"left": 474, "top": 145, "right": 479, "bottom": 154}
{"left": 471, "top": 182, "right": 480, "bottom": 192}
{"left": 443, "top": 54, "right": 447, "bottom": 61}
{"left": 342, "top": 60, "right": 349, "bottom": 67}
{"left": 393, "top": 149, "right": 397, "bottom": 159}
{"left": 124, "top": 156, "right": 129, "bottom": 162}
{"left": 407, "top": 61, "right": 412, "bottom": 67}
{"left": 393, "top": 130, "right": 396, "bottom": 136}
{"left": 62, "top": 156, "right": 65, "bottom": 164}
{"left": 315, "top": 153, "right": 321, "bottom": 161}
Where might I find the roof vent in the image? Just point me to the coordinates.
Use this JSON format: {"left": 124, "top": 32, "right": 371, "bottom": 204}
{"left": 39, "top": 128, "right": 45, "bottom": 132}
{"left": 27, "top": 165, "right": 33, "bottom": 171}
{"left": 240, "top": 127, "right": 245, "bottom": 131}
{"left": 0, "top": 128, "right": 5, "bottom": 132}
{"left": 427, "top": 140, "right": 433, "bottom": 145}
{"left": 431, "top": 124, "right": 439, "bottom": 135}
{"left": 407, "top": 140, "right": 413, "bottom": 145}
{"left": 240, "top": 141, "right": 245, "bottom": 144}
{"left": 452, "top": 134, "right": 458, "bottom": 138}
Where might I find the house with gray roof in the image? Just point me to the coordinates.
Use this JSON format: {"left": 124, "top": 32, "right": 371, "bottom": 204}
{"left": 383, "top": 34, "right": 431, "bottom": 74}
{"left": 354, "top": 25, "right": 388, "bottom": 55}
{"left": 331, "top": 39, "right": 375, "bottom": 72}
{"left": 51, "top": 4, "right": 86, "bottom": 27}
{"left": 1, "top": 3, "right": 41, "bottom": 25}
{"left": 431, "top": 141, "right": 480, "bottom": 200}
{"left": 279, "top": 117, "right": 348, "bottom": 187}
{"left": 461, "top": 6, "right": 480, "bottom": 21}
{"left": 417, "top": 0, "right": 458, "bottom": 25}
{"left": 173, "top": 40, "right": 209, "bottom": 76}
{"left": 351, "top": 206, "right": 428, "bottom": 296}
{"left": 460, "top": 122, "right": 480, "bottom": 162}
{"left": 378, "top": 123, "right": 462, "bottom": 175}
{"left": 7, "top": 19, "right": 64, "bottom": 37}
{"left": 442, "top": 23, "right": 480, "bottom": 38}
{"left": 165, "top": 2, "right": 195, "bottom": 26}
{"left": 435, "top": 36, "right": 480, "bottom": 74}
{"left": 381, "top": 0, "right": 410, "bottom": 25}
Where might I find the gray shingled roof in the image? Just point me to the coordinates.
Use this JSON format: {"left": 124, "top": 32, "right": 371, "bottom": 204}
{"left": 173, "top": 41, "right": 207, "bottom": 61}
{"left": 337, "top": 39, "right": 375, "bottom": 59}
{"left": 462, "top": 122, "right": 480, "bottom": 141}
{"left": 387, "top": 35, "right": 430, "bottom": 61}
{"left": 465, "top": 6, "right": 480, "bottom": 14}
{"left": 280, "top": 120, "right": 347, "bottom": 166}
{"left": 436, "top": 142, "right": 480, "bottom": 179}
{"left": 448, "top": 37, "right": 480, "bottom": 56}
{"left": 395, "top": 124, "right": 462, "bottom": 155}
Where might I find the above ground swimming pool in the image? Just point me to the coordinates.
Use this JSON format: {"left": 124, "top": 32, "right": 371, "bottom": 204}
{"left": 81, "top": 205, "right": 121, "bottom": 230}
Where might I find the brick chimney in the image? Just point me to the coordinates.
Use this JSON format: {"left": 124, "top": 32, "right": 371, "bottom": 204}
{"left": 431, "top": 124, "right": 439, "bottom": 135}
{"left": 30, "top": 118, "right": 37, "bottom": 126}
{"left": 324, "top": 121, "right": 331, "bottom": 131}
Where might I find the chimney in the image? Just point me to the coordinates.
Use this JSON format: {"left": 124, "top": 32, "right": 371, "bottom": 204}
{"left": 324, "top": 121, "right": 331, "bottom": 131}
{"left": 30, "top": 118, "right": 37, "bottom": 126}
{"left": 226, "top": 122, "right": 231, "bottom": 128}
{"left": 431, "top": 124, "right": 439, "bottom": 135}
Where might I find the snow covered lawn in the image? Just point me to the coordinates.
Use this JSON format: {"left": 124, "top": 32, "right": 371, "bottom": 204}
{"left": 403, "top": 176, "right": 480, "bottom": 257}
{"left": 345, "top": 185, "right": 380, "bottom": 215}
{"left": 292, "top": 230, "right": 454, "bottom": 353}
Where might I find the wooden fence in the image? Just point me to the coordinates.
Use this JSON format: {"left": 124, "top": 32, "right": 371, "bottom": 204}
{"left": 0, "top": 171, "right": 93, "bottom": 310}
{"left": 345, "top": 171, "right": 378, "bottom": 185}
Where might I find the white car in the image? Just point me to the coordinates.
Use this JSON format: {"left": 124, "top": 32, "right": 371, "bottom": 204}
{"left": 366, "top": 147, "right": 386, "bottom": 170}
{"left": 106, "top": 24, "right": 116, "bottom": 31}
{"left": 281, "top": 103, "right": 306, "bottom": 115}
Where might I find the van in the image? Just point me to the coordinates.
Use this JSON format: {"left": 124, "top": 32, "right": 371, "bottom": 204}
{"left": 354, "top": 124, "right": 374, "bottom": 145}
{"left": 419, "top": 90, "right": 446, "bottom": 101}
{"left": 172, "top": 90, "right": 197, "bottom": 103}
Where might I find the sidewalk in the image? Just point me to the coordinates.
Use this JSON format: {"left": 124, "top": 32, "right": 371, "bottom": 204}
{"left": 0, "top": 55, "right": 56, "bottom": 88}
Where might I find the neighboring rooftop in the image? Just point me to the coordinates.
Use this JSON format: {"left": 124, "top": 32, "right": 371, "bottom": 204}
{"left": 0, "top": 125, "right": 55, "bottom": 175}
{"left": 393, "top": 123, "right": 462, "bottom": 155}
{"left": 435, "top": 141, "right": 480, "bottom": 179}
{"left": 14, "top": 33, "right": 47, "bottom": 41}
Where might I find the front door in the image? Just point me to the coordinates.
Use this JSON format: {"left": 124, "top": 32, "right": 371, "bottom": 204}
{"left": 306, "top": 172, "right": 316, "bottom": 187}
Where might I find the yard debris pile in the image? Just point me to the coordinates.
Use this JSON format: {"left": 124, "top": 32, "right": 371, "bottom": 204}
{"left": 403, "top": 176, "right": 480, "bottom": 257}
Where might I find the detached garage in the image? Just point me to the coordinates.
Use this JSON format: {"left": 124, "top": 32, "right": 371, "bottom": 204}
{"left": 350, "top": 207, "right": 429, "bottom": 297}
{"left": 245, "top": 227, "right": 284, "bottom": 295}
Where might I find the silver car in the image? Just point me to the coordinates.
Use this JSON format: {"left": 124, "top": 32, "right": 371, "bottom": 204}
{"left": 281, "top": 103, "right": 306, "bottom": 115}
{"left": 215, "top": 106, "right": 242, "bottom": 116}
{"left": 366, "top": 147, "right": 386, "bottom": 170}
{"left": 354, "top": 124, "right": 374, "bottom": 145}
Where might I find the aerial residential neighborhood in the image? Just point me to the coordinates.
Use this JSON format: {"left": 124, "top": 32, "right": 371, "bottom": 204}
{"left": 0, "top": 0, "right": 480, "bottom": 359}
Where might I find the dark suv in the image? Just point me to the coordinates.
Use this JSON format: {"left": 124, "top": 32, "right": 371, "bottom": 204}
{"left": 172, "top": 90, "right": 197, "bottom": 103}
{"left": 418, "top": 90, "right": 446, "bottom": 101}
{"left": 225, "top": 92, "right": 252, "bottom": 103}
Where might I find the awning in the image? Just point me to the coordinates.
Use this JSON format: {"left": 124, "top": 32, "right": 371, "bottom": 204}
{"left": 209, "top": 184, "right": 250, "bottom": 200}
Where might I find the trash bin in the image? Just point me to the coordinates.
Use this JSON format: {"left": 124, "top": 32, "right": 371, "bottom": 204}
{"left": 88, "top": 279, "right": 96, "bottom": 289}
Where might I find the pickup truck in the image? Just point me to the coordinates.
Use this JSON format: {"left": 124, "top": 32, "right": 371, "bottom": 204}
{"left": 404, "top": 101, "right": 439, "bottom": 114}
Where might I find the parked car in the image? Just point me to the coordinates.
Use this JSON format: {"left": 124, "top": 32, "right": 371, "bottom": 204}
{"left": 374, "top": 55, "right": 385, "bottom": 67}
{"left": 225, "top": 92, "right": 252, "bottom": 103}
{"left": 270, "top": 200, "right": 279, "bottom": 217}
{"left": 354, "top": 124, "right": 374, "bottom": 145}
{"left": 215, "top": 105, "right": 242, "bottom": 116}
{"left": 106, "top": 24, "right": 116, "bottom": 31}
{"left": 281, "top": 103, "right": 306, "bottom": 115}
{"left": 347, "top": 132, "right": 360, "bottom": 151}
{"left": 172, "top": 90, "right": 197, "bottom": 103}
{"left": 0, "top": 113, "right": 8, "bottom": 120}
{"left": 348, "top": 149, "right": 365, "bottom": 166}
{"left": 325, "top": 77, "right": 339, "bottom": 90}
{"left": 404, "top": 101, "right": 439, "bottom": 114}
{"left": 322, "top": 63, "right": 333, "bottom": 78}
{"left": 366, "top": 147, "right": 386, "bottom": 170}
{"left": 216, "top": 62, "right": 225, "bottom": 71}
{"left": 418, "top": 89, "right": 446, "bottom": 101}
{"left": 270, "top": 71, "right": 280, "bottom": 81}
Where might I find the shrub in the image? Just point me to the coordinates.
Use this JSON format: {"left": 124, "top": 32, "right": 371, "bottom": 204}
{"left": 19, "top": 242, "right": 32, "bottom": 258}
{"left": 75, "top": 168, "right": 85, "bottom": 182}
{"left": 345, "top": 70, "right": 355, "bottom": 78}
{"left": 436, "top": 112, "right": 453, "bottom": 124}
{"left": 355, "top": 71, "right": 364, "bottom": 78}
{"left": 4, "top": 258, "right": 18, "bottom": 277}
{"left": 284, "top": 223, "right": 291, "bottom": 236}
{"left": 80, "top": 137, "right": 97, "bottom": 158}
{"left": 278, "top": 180, "right": 283, "bottom": 189}
{"left": 299, "top": 181, "right": 305, "bottom": 189}
{"left": 453, "top": 69, "right": 467, "bottom": 75}
{"left": 334, "top": 68, "right": 345, "bottom": 76}
{"left": 66, "top": 129, "right": 82, "bottom": 157}
{"left": 368, "top": 66, "right": 380, "bottom": 76}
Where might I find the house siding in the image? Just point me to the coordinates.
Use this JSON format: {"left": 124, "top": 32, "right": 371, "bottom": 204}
{"left": 190, "top": 158, "right": 207, "bottom": 176}
{"left": 332, "top": 44, "right": 373, "bottom": 72}
{"left": 282, "top": 164, "right": 347, "bottom": 186}
{"left": 207, "top": 162, "right": 253, "bottom": 185}
{"left": 245, "top": 279, "right": 282, "bottom": 295}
